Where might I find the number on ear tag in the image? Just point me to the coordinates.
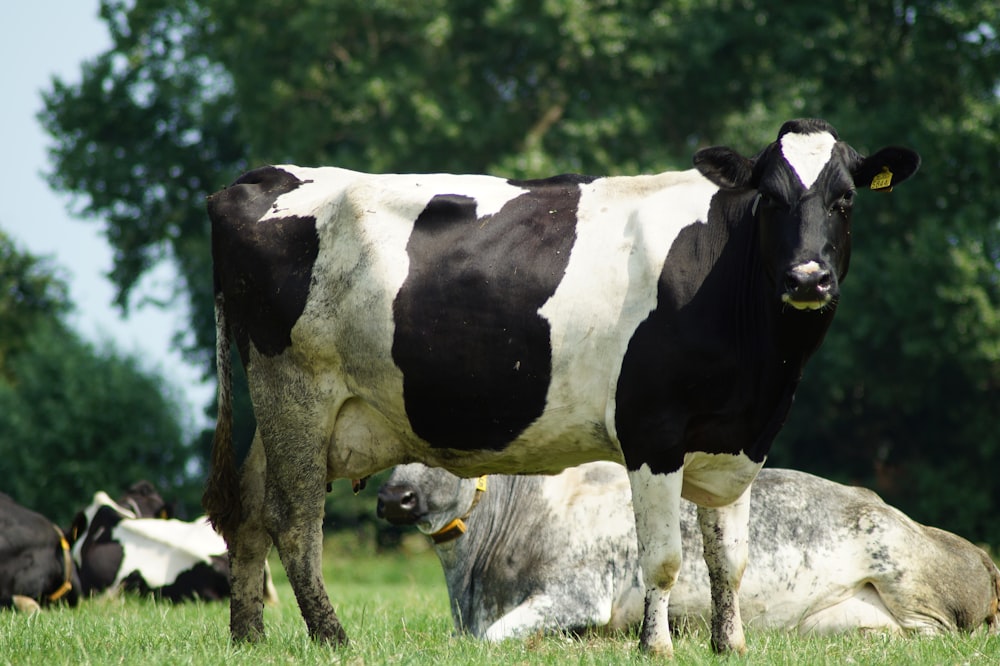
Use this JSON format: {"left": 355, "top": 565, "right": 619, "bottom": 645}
{"left": 870, "top": 166, "right": 893, "bottom": 192}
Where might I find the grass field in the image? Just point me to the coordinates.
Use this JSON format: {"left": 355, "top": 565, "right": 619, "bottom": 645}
{"left": 3, "top": 534, "right": 998, "bottom": 665}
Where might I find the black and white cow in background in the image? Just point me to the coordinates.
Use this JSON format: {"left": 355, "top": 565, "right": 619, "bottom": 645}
{"left": 203, "top": 119, "right": 920, "bottom": 656}
{"left": 70, "top": 486, "right": 277, "bottom": 603}
{"left": 379, "top": 463, "right": 1000, "bottom": 639}
{"left": 0, "top": 493, "right": 80, "bottom": 613}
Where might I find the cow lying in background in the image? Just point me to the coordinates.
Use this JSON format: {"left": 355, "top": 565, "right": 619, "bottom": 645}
{"left": 378, "top": 463, "right": 1000, "bottom": 639}
{"left": 70, "top": 486, "right": 277, "bottom": 604}
{"left": 0, "top": 493, "right": 81, "bottom": 613}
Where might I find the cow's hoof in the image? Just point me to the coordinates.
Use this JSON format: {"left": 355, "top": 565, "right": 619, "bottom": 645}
{"left": 638, "top": 640, "right": 674, "bottom": 659}
{"left": 311, "top": 628, "right": 349, "bottom": 647}
{"left": 710, "top": 638, "right": 748, "bottom": 655}
{"left": 231, "top": 622, "right": 265, "bottom": 644}
{"left": 12, "top": 595, "right": 41, "bottom": 614}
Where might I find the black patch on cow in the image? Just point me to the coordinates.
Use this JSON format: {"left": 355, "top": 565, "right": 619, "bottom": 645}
{"left": 77, "top": 506, "right": 125, "bottom": 595}
{"left": 392, "top": 175, "right": 594, "bottom": 450}
{"left": 615, "top": 191, "right": 836, "bottom": 475}
{"left": 123, "top": 557, "right": 230, "bottom": 603}
{"left": 0, "top": 493, "right": 81, "bottom": 607}
{"left": 209, "top": 166, "right": 320, "bottom": 361}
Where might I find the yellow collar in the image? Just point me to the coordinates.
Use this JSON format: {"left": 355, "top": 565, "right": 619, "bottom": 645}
{"left": 48, "top": 525, "right": 74, "bottom": 603}
{"left": 429, "top": 476, "right": 487, "bottom": 545}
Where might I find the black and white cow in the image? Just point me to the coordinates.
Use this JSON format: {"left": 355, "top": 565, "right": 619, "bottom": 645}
{"left": 0, "top": 493, "right": 80, "bottom": 612}
{"left": 379, "top": 463, "right": 1000, "bottom": 639}
{"left": 71, "top": 489, "right": 277, "bottom": 603}
{"left": 203, "top": 119, "right": 920, "bottom": 656}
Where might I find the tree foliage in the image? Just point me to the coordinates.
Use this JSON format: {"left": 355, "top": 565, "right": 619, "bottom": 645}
{"left": 0, "top": 236, "right": 195, "bottom": 525}
{"left": 0, "top": 231, "right": 71, "bottom": 379}
{"left": 39, "top": 0, "right": 1000, "bottom": 542}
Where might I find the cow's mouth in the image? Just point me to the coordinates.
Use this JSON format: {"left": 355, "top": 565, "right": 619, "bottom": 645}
{"left": 781, "top": 293, "right": 833, "bottom": 311}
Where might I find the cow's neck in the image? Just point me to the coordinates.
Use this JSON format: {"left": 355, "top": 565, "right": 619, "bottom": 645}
{"left": 721, "top": 193, "right": 838, "bottom": 451}
{"left": 432, "top": 475, "right": 549, "bottom": 636}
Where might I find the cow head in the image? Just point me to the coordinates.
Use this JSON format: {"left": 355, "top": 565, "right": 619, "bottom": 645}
{"left": 117, "top": 480, "right": 173, "bottom": 520}
{"left": 377, "top": 464, "right": 485, "bottom": 541}
{"left": 68, "top": 481, "right": 171, "bottom": 547}
{"left": 694, "top": 118, "right": 920, "bottom": 311}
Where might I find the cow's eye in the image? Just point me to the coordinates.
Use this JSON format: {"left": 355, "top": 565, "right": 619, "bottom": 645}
{"left": 829, "top": 190, "right": 855, "bottom": 215}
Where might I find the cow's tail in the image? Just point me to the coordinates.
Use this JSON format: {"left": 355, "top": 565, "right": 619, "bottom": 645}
{"left": 202, "top": 290, "right": 242, "bottom": 545}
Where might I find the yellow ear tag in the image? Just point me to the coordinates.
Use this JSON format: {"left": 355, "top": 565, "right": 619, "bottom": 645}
{"left": 870, "top": 166, "right": 893, "bottom": 192}
{"left": 475, "top": 476, "right": 488, "bottom": 492}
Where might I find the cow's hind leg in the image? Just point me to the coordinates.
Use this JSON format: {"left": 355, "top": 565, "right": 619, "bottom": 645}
{"left": 262, "top": 425, "right": 347, "bottom": 646}
{"left": 696, "top": 484, "right": 752, "bottom": 655}
{"left": 627, "top": 466, "right": 684, "bottom": 658}
{"left": 229, "top": 431, "right": 273, "bottom": 642}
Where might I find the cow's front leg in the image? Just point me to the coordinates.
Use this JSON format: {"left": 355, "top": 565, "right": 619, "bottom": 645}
{"left": 696, "top": 483, "right": 752, "bottom": 654}
{"left": 229, "top": 431, "right": 272, "bottom": 642}
{"left": 627, "top": 466, "right": 684, "bottom": 658}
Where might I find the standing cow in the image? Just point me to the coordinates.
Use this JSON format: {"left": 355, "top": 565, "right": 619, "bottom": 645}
{"left": 0, "top": 493, "right": 80, "bottom": 612}
{"left": 379, "top": 463, "right": 1000, "bottom": 639}
{"left": 204, "top": 119, "right": 919, "bottom": 656}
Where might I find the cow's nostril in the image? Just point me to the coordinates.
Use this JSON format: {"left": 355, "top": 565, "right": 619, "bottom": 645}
{"left": 399, "top": 491, "right": 417, "bottom": 510}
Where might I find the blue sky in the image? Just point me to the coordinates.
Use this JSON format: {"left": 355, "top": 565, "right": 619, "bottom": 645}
{"left": 2, "top": 1, "right": 211, "bottom": 432}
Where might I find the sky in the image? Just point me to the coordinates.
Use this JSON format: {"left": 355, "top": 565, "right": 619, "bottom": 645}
{"left": 2, "top": 2, "right": 212, "bottom": 433}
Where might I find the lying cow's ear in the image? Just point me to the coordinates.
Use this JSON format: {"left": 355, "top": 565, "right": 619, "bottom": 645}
{"left": 852, "top": 147, "right": 921, "bottom": 192}
{"left": 68, "top": 512, "right": 87, "bottom": 546}
{"left": 693, "top": 147, "right": 754, "bottom": 190}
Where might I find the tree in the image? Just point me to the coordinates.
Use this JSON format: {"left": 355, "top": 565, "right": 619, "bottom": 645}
{"left": 0, "top": 234, "right": 196, "bottom": 524}
{"left": 39, "top": 0, "right": 1000, "bottom": 542}
{"left": 0, "top": 230, "right": 70, "bottom": 379}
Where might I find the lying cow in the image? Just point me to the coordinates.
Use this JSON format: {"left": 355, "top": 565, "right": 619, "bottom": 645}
{"left": 70, "top": 487, "right": 277, "bottom": 603}
{"left": 0, "top": 492, "right": 81, "bottom": 612}
{"left": 378, "top": 463, "right": 1000, "bottom": 639}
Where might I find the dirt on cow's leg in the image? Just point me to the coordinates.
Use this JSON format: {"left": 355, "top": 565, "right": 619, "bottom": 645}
{"left": 273, "top": 505, "right": 347, "bottom": 645}
{"left": 264, "top": 441, "right": 348, "bottom": 646}
{"left": 697, "top": 489, "right": 751, "bottom": 655}
{"left": 229, "top": 433, "right": 272, "bottom": 642}
{"left": 628, "top": 467, "right": 685, "bottom": 658}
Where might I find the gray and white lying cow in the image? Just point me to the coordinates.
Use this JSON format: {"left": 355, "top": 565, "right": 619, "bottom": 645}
{"left": 70, "top": 488, "right": 277, "bottom": 603}
{"left": 378, "top": 463, "right": 1000, "bottom": 639}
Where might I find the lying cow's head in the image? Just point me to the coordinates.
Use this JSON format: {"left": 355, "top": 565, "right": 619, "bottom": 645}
{"left": 68, "top": 480, "right": 171, "bottom": 547}
{"left": 377, "top": 464, "right": 486, "bottom": 543}
{"left": 694, "top": 118, "right": 920, "bottom": 311}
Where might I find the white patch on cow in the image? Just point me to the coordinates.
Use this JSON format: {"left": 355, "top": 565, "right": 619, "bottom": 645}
{"left": 112, "top": 516, "right": 226, "bottom": 589}
{"left": 535, "top": 170, "right": 717, "bottom": 449}
{"left": 794, "top": 260, "right": 822, "bottom": 275}
{"left": 780, "top": 132, "right": 836, "bottom": 189}
{"left": 680, "top": 451, "right": 764, "bottom": 507}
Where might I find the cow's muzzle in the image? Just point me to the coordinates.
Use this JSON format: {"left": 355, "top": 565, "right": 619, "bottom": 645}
{"left": 781, "top": 261, "right": 835, "bottom": 310}
{"left": 376, "top": 484, "right": 421, "bottom": 525}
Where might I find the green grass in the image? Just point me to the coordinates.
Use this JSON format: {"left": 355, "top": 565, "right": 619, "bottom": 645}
{"left": 3, "top": 535, "right": 998, "bottom": 665}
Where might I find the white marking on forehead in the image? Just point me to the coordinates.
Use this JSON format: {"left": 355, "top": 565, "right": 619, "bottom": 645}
{"left": 780, "top": 132, "right": 836, "bottom": 189}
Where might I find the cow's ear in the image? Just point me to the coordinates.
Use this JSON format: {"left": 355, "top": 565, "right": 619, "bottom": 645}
{"left": 852, "top": 147, "right": 921, "bottom": 192}
{"left": 68, "top": 512, "right": 87, "bottom": 546}
{"left": 693, "top": 147, "right": 754, "bottom": 190}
